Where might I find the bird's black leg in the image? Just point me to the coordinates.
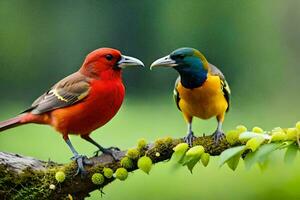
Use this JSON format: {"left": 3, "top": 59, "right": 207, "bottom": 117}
{"left": 184, "top": 123, "right": 195, "bottom": 147}
{"left": 64, "top": 137, "right": 92, "bottom": 176}
{"left": 212, "top": 121, "right": 225, "bottom": 144}
{"left": 81, "top": 135, "right": 120, "bottom": 160}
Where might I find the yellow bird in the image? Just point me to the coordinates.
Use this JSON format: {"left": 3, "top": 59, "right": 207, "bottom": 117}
{"left": 151, "top": 47, "right": 231, "bottom": 146}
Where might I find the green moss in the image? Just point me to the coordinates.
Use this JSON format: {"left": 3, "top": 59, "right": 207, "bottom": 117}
{"left": 150, "top": 137, "right": 176, "bottom": 159}
{"left": 193, "top": 136, "right": 231, "bottom": 156}
{"left": 163, "top": 136, "right": 173, "bottom": 145}
{"left": 0, "top": 165, "right": 54, "bottom": 200}
{"left": 154, "top": 136, "right": 173, "bottom": 147}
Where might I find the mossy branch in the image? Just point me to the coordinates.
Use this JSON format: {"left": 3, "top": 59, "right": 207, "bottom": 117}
{"left": 2, "top": 121, "right": 300, "bottom": 200}
{"left": 0, "top": 135, "right": 232, "bottom": 200}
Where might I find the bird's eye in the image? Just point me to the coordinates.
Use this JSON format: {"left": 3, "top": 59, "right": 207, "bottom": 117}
{"left": 172, "top": 54, "right": 184, "bottom": 60}
{"left": 178, "top": 54, "right": 185, "bottom": 59}
{"left": 105, "top": 54, "right": 113, "bottom": 61}
{"left": 171, "top": 54, "right": 185, "bottom": 60}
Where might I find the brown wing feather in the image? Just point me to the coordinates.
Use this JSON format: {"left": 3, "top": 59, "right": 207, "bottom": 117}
{"left": 208, "top": 63, "right": 231, "bottom": 112}
{"left": 23, "top": 72, "right": 90, "bottom": 115}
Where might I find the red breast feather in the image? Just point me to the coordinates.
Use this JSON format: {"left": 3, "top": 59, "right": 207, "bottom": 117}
{"left": 50, "top": 79, "right": 125, "bottom": 135}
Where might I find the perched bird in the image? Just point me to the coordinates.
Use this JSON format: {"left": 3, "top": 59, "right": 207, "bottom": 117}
{"left": 0, "top": 48, "right": 144, "bottom": 174}
{"left": 151, "top": 47, "right": 230, "bottom": 146}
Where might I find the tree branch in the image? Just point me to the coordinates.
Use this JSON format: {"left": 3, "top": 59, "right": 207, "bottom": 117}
{"left": 0, "top": 135, "right": 235, "bottom": 200}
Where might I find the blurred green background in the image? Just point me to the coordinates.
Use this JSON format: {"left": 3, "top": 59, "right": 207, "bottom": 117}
{"left": 1, "top": 0, "right": 300, "bottom": 199}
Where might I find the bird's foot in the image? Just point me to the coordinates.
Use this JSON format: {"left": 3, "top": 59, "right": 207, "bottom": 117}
{"left": 94, "top": 146, "right": 121, "bottom": 160}
{"left": 71, "top": 154, "right": 93, "bottom": 177}
{"left": 212, "top": 130, "right": 225, "bottom": 145}
{"left": 184, "top": 131, "right": 196, "bottom": 147}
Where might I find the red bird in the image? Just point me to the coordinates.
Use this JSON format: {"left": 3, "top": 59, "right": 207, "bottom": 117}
{"left": 0, "top": 48, "right": 144, "bottom": 174}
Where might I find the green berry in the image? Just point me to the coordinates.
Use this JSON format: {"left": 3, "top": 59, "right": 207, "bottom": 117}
{"left": 236, "top": 125, "right": 247, "bottom": 133}
{"left": 155, "top": 152, "right": 160, "bottom": 157}
{"left": 137, "top": 138, "right": 147, "bottom": 149}
{"left": 271, "top": 131, "right": 287, "bottom": 142}
{"left": 252, "top": 126, "right": 263, "bottom": 133}
{"left": 91, "top": 173, "right": 104, "bottom": 185}
{"left": 120, "top": 157, "right": 134, "bottom": 169}
{"left": 55, "top": 171, "right": 66, "bottom": 183}
{"left": 173, "top": 143, "right": 189, "bottom": 153}
{"left": 186, "top": 146, "right": 205, "bottom": 156}
{"left": 286, "top": 128, "right": 298, "bottom": 141}
{"left": 201, "top": 153, "right": 210, "bottom": 167}
{"left": 115, "top": 168, "right": 128, "bottom": 181}
{"left": 246, "top": 137, "right": 264, "bottom": 151}
{"left": 137, "top": 156, "right": 153, "bottom": 174}
{"left": 103, "top": 168, "right": 114, "bottom": 179}
{"left": 226, "top": 130, "right": 240, "bottom": 145}
{"left": 126, "top": 148, "right": 140, "bottom": 159}
{"left": 296, "top": 121, "right": 300, "bottom": 132}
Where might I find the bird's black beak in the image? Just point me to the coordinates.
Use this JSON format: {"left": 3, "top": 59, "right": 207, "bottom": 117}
{"left": 117, "top": 55, "right": 145, "bottom": 69}
{"left": 150, "top": 55, "right": 178, "bottom": 70}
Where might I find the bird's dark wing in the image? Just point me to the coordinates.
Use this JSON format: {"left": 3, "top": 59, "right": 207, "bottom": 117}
{"left": 22, "top": 72, "right": 91, "bottom": 114}
{"left": 209, "top": 63, "right": 231, "bottom": 112}
{"left": 173, "top": 76, "right": 181, "bottom": 111}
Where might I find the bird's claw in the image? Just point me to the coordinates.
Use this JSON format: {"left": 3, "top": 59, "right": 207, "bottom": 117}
{"left": 71, "top": 154, "right": 93, "bottom": 177}
{"left": 184, "top": 131, "right": 196, "bottom": 147}
{"left": 94, "top": 147, "right": 120, "bottom": 161}
{"left": 212, "top": 131, "right": 225, "bottom": 145}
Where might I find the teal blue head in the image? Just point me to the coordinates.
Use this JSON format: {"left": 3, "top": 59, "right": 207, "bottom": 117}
{"left": 150, "top": 47, "right": 209, "bottom": 88}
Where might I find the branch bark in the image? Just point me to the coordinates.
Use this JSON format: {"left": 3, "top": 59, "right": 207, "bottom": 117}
{"left": 0, "top": 135, "right": 232, "bottom": 200}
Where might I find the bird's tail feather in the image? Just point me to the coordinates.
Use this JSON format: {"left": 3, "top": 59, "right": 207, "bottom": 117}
{"left": 0, "top": 115, "right": 23, "bottom": 132}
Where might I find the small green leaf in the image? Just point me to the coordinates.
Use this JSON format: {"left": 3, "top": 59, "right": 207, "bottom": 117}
{"left": 200, "top": 153, "right": 210, "bottom": 167}
{"left": 182, "top": 146, "right": 204, "bottom": 172}
{"left": 284, "top": 144, "right": 299, "bottom": 164}
{"left": 172, "top": 143, "right": 189, "bottom": 163}
{"left": 186, "top": 159, "right": 200, "bottom": 173}
{"left": 244, "top": 143, "right": 281, "bottom": 169}
{"left": 226, "top": 153, "right": 241, "bottom": 171}
{"left": 258, "top": 159, "right": 270, "bottom": 171}
{"left": 219, "top": 145, "right": 246, "bottom": 167}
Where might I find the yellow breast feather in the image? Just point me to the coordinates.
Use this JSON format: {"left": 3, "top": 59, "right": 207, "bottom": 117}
{"left": 177, "top": 75, "right": 228, "bottom": 120}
